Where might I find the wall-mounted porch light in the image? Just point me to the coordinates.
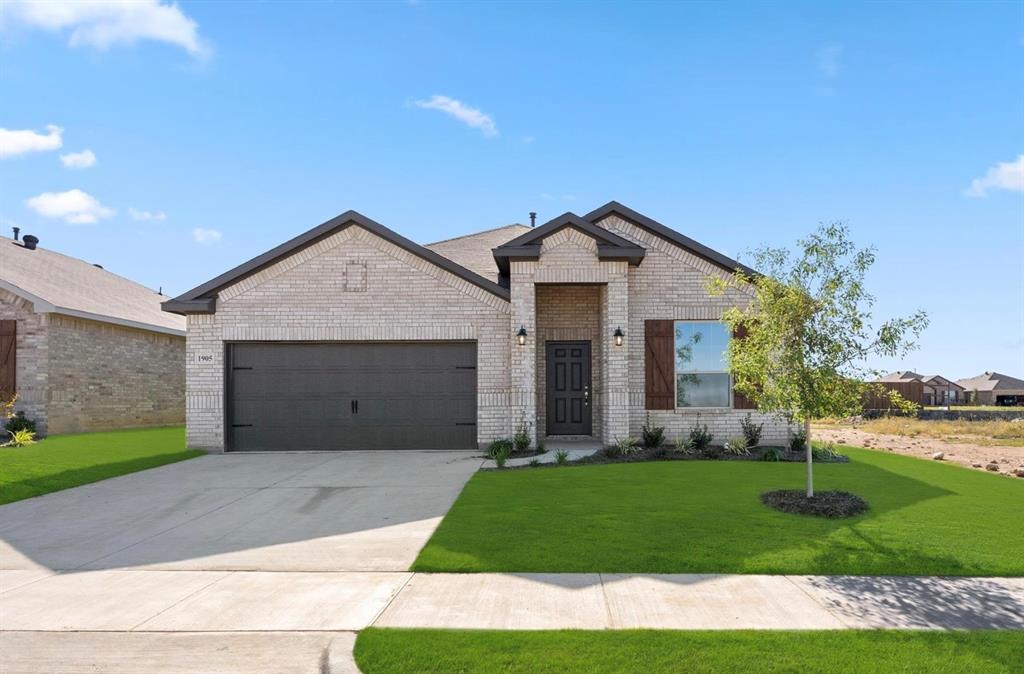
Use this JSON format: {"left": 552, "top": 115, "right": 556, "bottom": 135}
{"left": 517, "top": 325, "right": 528, "bottom": 346}
{"left": 614, "top": 327, "right": 625, "bottom": 346}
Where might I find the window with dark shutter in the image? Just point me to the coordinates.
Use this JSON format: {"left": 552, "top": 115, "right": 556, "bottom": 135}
{"left": 0, "top": 320, "right": 15, "bottom": 399}
{"left": 731, "top": 324, "right": 757, "bottom": 409}
{"left": 644, "top": 319, "right": 675, "bottom": 410}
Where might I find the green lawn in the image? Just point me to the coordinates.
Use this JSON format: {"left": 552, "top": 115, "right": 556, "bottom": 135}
{"left": 413, "top": 446, "right": 1024, "bottom": 575}
{"left": 0, "top": 426, "right": 201, "bottom": 505}
{"left": 354, "top": 629, "right": 1024, "bottom": 674}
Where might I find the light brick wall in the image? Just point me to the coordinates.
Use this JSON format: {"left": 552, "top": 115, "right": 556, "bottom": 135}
{"left": 596, "top": 215, "right": 794, "bottom": 445}
{"left": 45, "top": 315, "right": 185, "bottom": 434}
{"left": 185, "top": 225, "right": 512, "bottom": 451}
{"left": 0, "top": 289, "right": 49, "bottom": 434}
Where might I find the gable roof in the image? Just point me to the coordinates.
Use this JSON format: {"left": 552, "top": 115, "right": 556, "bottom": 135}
{"left": 583, "top": 201, "right": 759, "bottom": 277}
{"left": 162, "top": 210, "right": 510, "bottom": 314}
{"left": 492, "top": 212, "right": 647, "bottom": 276}
{"left": 0, "top": 239, "right": 185, "bottom": 336}
{"left": 876, "top": 371, "right": 923, "bottom": 383}
{"left": 425, "top": 223, "right": 530, "bottom": 281}
{"left": 919, "top": 374, "right": 964, "bottom": 389}
{"left": 956, "top": 371, "right": 1024, "bottom": 392}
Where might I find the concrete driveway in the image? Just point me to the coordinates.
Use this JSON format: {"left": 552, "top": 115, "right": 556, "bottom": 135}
{"left": 0, "top": 450, "right": 481, "bottom": 673}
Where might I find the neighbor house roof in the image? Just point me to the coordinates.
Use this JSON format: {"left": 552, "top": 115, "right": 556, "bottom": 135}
{"left": 425, "top": 223, "right": 531, "bottom": 281}
{"left": 956, "top": 372, "right": 1024, "bottom": 392}
{"left": 919, "top": 375, "right": 964, "bottom": 390}
{"left": 163, "top": 210, "right": 512, "bottom": 314}
{"left": 0, "top": 238, "right": 185, "bottom": 336}
{"left": 876, "top": 371, "right": 924, "bottom": 383}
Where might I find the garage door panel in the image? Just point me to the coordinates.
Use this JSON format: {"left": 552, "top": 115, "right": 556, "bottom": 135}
{"left": 228, "top": 342, "right": 476, "bottom": 451}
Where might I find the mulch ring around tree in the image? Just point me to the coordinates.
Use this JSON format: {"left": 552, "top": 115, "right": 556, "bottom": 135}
{"left": 760, "top": 489, "right": 869, "bottom": 518}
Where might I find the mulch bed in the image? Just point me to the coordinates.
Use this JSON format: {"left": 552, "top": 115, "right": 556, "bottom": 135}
{"left": 574, "top": 446, "right": 849, "bottom": 466}
{"left": 760, "top": 489, "right": 869, "bottom": 518}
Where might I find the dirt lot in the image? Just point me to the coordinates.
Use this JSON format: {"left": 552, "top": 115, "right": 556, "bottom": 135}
{"left": 813, "top": 425, "right": 1024, "bottom": 477}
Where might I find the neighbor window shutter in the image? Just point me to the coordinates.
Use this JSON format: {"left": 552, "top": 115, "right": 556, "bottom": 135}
{"left": 731, "top": 325, "right": 756, "bottom": 409}
{"left": 0, "top": 320, "right": 15, "bottom": 399}
{"left": 644, "top": 320, "right": 675, "bottom": 410}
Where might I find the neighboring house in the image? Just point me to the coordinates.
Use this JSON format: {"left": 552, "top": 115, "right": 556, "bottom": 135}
{"left": 0, "top": 232, "right": 186, "bottom": 435}
{"left": 956, "top": 372, "right": 1024, "bottom": 406}
{"left": 163, "top": 202, "right": 793, "bottom": 452}
{"left": 875, "top": 371, "right": 964, "bottom": 406}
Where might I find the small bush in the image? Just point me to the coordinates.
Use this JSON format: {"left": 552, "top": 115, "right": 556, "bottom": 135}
{"left": 487, "top": 438, "right": 513, "bottom": 460}
{"left": 616, "top": 437, "right": 641, "bottom": 456}
{"left": 702, "top": 444, "right": 723, "bottom": 460}
{"left": 4, "top": 412, "right": 36, "bottom": 436}
{"left": 724, "top": 436, "right": 750, "bottom": 455}
{"left": 4, "top": 428, "right": 36, "bottom": 447}
{"left": 789, "top": 426, "right": 807, "bottom": 453}
{"left": 688, "top": 424, "right": 713, "bottom": 452}
{"left": 512, "top": 420, "right": 532, "bottom": 453}
{"left": 555, "top": 449, "right": 569, "bottom": 465}
{"left": 761, "top": 489, "right": 869, "bottom": 518}
{"left": 536, "top": 441, "right": 546, "bottom": 454}
{"left": 641, "top": 416, "right": 665, "bottom": 448}
{"left": 740, "top": 413, "right": 763, "bottom": 448}
{"left": 492, "top": 444, "right": 511, "bottom": 468}
{"left": 760, "top": 446, "right": 783, "bottom": 462}
{"left": 812, "top": 442, "right": 845, "bottom": 462}
{"left": 671, "top": 436, "right": 690, "bottom": 453}
{"left": 529, "top": 459, "right": 540, "bottom": 467}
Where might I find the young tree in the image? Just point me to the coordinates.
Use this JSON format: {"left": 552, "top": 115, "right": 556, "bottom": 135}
{"left": 710, "top": 223, "right": 928, "bottom": 497}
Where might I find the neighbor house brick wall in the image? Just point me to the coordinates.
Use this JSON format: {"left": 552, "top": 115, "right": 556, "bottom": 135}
{"left": 185, "top": 224, "right": 512, "bottom": 451}
{"left": 0, "top": 289, "right": 49, "bottom": 434}
{"left": 45, "top": 315, "right": 184, "bottom": 434}
{"left": 596, "top": 214, "right": 794, "bottom": 445}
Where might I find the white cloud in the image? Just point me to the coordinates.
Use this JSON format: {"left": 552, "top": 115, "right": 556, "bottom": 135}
{"left": 1, "top": 0, "right": 210, "bottom": 57}
{"left": 25, "top": 188, "right": 115, "bottom": 224}
{"left": 129, "top": 207, "right": 166, "bottom": 221}
{"left": 414, "top": 95, "right": 497, "bottom": 137}
{"left": 192, "top": 227, "right": 222, "bottom": 244}
{"left": 816, "top": 44, "right": 843, "bottom": 77}
{"left": 965, "top": 154, "right": 1024, "bottom": 197}
{"left": 0, "top": 124, "right": 63, "bottom": 158}
{"left": 59, "top": 148, "right": 96, "bottom": 168}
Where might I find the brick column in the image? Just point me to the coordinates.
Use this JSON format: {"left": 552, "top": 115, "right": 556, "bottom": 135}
{"left": 602, "top": 268, "right": 629, "bottom": 443}
{"left": 509, "top": 262, "right": 538, "bottom": 445}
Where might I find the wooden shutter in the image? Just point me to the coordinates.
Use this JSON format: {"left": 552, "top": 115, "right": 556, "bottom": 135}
{"left": 0, "top": 320, "right": 15, "bottom": 399}
{"left": 644, "top": 320, "right": 675, "bottom": 410}
{"left": 731, "top": 324, "right": 757, "bottom": 409}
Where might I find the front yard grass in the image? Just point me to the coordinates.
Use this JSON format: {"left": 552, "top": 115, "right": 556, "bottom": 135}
{"left": 412, "top": 446, "right": 1023, "bottom": 575}
{"left": 354, "top": 629, "right": 1024, "bottom": 674}
{"left": 0, "top": 426, "right": 201, "bottom": 505}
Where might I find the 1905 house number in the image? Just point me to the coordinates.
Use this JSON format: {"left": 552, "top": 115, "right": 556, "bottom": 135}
{"left": 195, "top": 353, "right": 215, "bottom": 364}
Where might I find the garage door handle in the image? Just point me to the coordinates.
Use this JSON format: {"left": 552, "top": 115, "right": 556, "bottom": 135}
{"left": 351, "top": 400, "right": 358, "bottom": 414}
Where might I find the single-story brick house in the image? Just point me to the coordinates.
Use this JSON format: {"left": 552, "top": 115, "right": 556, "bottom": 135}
{"left": 0, "top": 232, "right": 186, "bottom": 435}
{"left": 163, "top": 202, "right": 792, "bottom": 452}
{"left": 956, "top": 372, "right": 1024, "bottom": 406}
{"left": 875, "top": 371, "right": 964, "bottom": 406}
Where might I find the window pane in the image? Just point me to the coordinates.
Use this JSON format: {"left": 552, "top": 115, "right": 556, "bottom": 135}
{"left": 675, "top": 321, "right": 730, "bottom": 373}
{"left": 676, "top": 373, "right": 731, "bottom": 408}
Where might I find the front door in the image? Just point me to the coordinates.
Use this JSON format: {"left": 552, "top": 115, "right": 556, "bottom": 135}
{"left": 546, "top": 341, "right": 592, "bottom": 436}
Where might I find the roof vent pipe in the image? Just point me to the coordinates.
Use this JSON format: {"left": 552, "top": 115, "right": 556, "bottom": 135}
{"left": 529, "top": 212, "right": 536, "bottom": 228}
{"left": 12, "top": 227, "right": 19, "bottom": 241}
{"left": 22, "top": 234, "right": 38, "bottom": 250}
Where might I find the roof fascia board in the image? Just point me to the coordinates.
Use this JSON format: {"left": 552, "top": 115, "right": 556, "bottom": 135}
{"left": 161, "top": 298, "right": 217, "bottom": 315}
{"left": 498, "top": 212, "right": 641, "bottom": 250}
{"left": 163, "top": 210, "right": 509, "bottom": 313}
{"left": 0, "top": 280, "right": 57, "bottom": 313}
{"left": 583, "top": 201, "right": 760, "bottom": 278}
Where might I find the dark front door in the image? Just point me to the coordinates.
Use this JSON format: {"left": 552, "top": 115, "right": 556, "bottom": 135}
{"left": 227, "top": 342, "right": 477, "bottom": 451}
{"left": 546, "top": 341, "right": 592, "bottom": 436}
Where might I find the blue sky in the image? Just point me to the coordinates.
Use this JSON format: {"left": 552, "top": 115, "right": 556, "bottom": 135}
{"left": 1, "top": 0, "right": 1022, "bottom": 379}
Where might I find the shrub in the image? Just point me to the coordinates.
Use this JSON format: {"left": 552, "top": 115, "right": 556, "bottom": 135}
{"left": 688, "top": 424, "right": 713, "bottom": 452}
{"left": 671, "top": 436, "right": 690, "bottom": 453}
{"left": 760, "top": 446, "right": 783, "bottom": 462}
{"left": 529, "top": 459, "right": 540, "bottom": 467}
{"left": 3, "top": 428, "right": 36, "bottom": 448}
{"left": 487, "top": 438, "right": 513, "bottom": 460}
{"left": 812, "top": 442, "right": 844, "bottom": 462}
{"left": 512, "top": 420, "right": 532, "bottom": 453}
{"left": 641, "top": 415, "right": 665, "bottom": 448}
{"left": 789, "top": 426, "right": 807, "bottom": 453}
{"left": 555, "top": 449, "right": 569, "bottom": 465}
{"left": 740, "top": 413, "right": 763, "bottom": 448}
{"left": 4, "top": 412, "right": 36, "bottom": 436}
{"left": 492, "top": 443, "right": 511, "bottom": 468}
{"left": 536, "top": 440, "right": 546, "bottom": 454}
{"left": 703, "top": 444, "right": 723, "bottom": 460}
{"left": 616, "top": 437, "right": 641, "bottom": 456}
{"left": 724, "top": 436, "right": 750, "bottom": 455}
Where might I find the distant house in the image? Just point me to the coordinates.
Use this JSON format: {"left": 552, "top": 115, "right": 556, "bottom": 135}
{"left": 956, "top": 372, "right": 1024, "bottom": 406}
{"left": 875, "top": 371, "right": 964, "bottom": 406}
{"left": 0, "top": 232, "right": 185, "bottom": 435}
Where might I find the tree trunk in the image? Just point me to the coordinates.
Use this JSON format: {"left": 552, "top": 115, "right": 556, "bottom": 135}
{"left": 805, "top": 417, "right": 814, "bottom": 497}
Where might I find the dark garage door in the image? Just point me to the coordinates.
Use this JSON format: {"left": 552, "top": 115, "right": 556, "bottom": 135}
{"left": 227, "top": 342, "right": 477, "bottom": 451}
